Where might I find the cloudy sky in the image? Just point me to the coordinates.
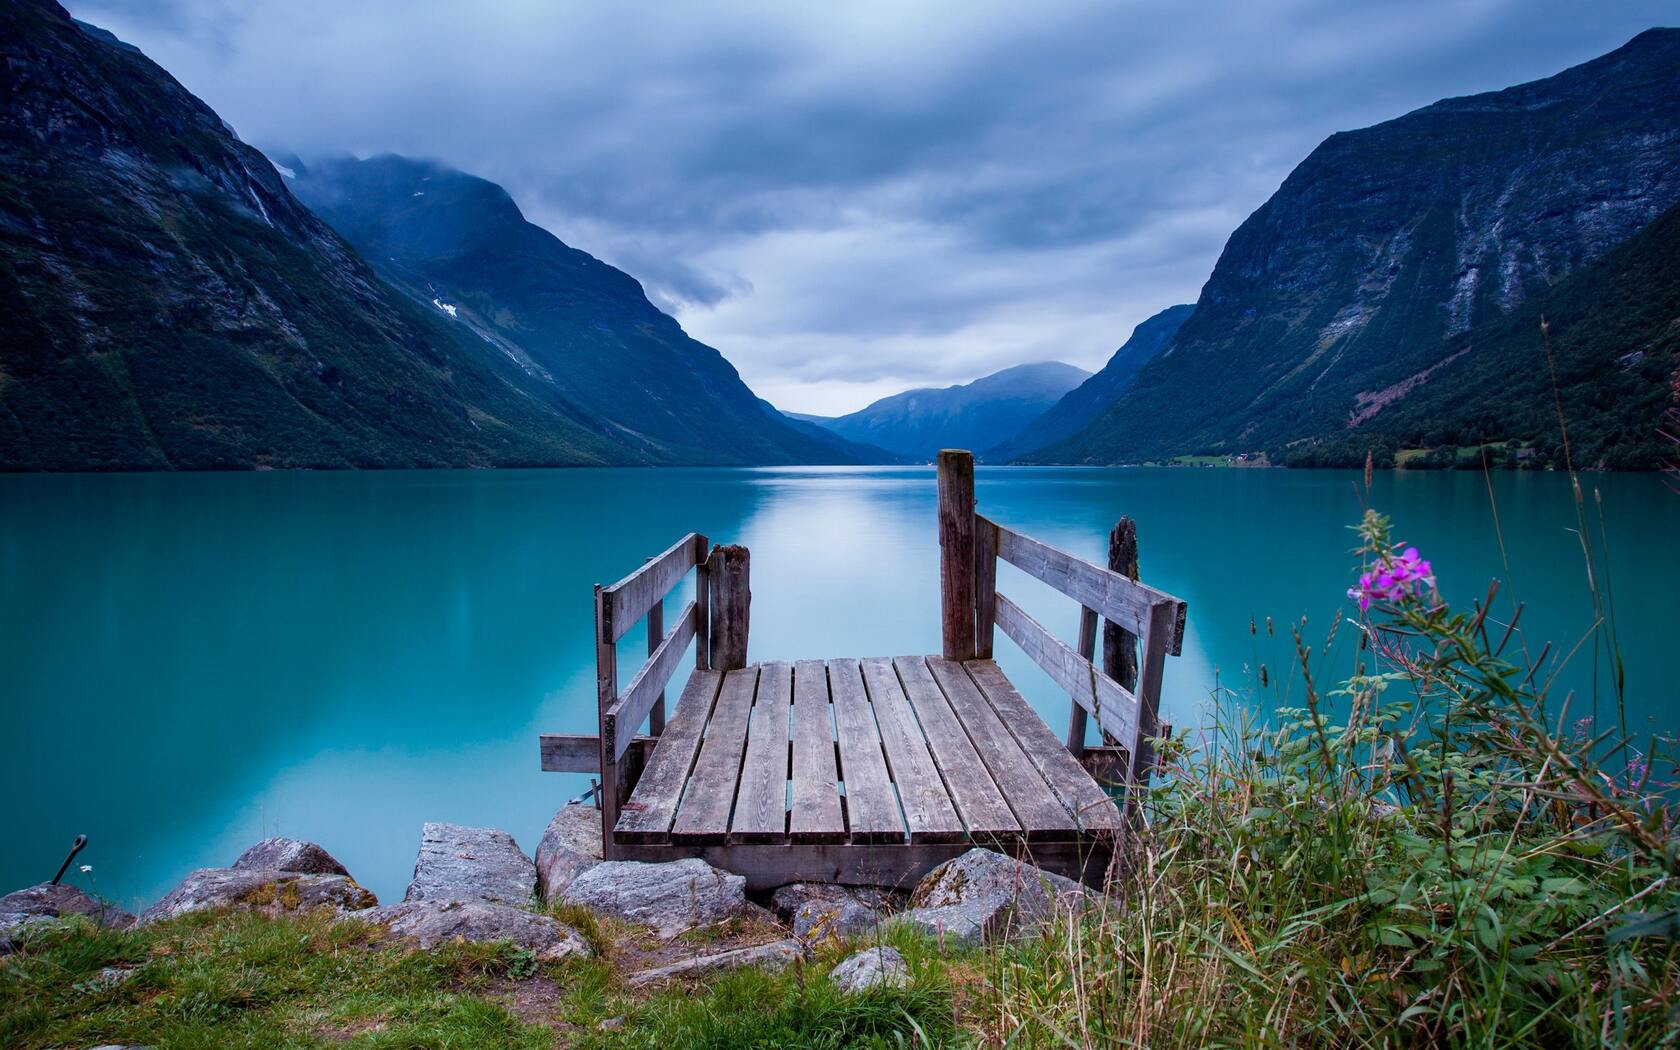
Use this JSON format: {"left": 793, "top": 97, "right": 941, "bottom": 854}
{"left": 71, "top": 0, "right": 1674, "bottom": 414}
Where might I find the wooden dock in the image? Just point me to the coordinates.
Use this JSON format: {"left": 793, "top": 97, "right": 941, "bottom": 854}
{"left": 541, "top": 450, "right": 1187, "bottom": 890}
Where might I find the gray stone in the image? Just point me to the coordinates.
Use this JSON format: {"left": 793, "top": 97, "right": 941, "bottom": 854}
{"left": 770, "top": 883, "right": 894, "bottom": 942}
{"left": 0, "top": 883, "right": 134, "bottom": 952}
{"left": 829, "top": 946, "right": 911, "bottom": 993}
{"left": 895, "top": 848, "right": 1091, "bottom": 946}
{"left": 561, "top": 858, "right": 746, "bottom": 938}
{"left": 404, "top": 823, "right": 535, "bottom": 907}
{"left": 361, "top": 899, "right": 590, "bottom": 961}
{"left": 139, "top": 868, "right": 376, "bottom": 924}
{"left": 231, "top": 837, "right": 350, "bottom": 877}
{"left": 628, "top": 938, "right": 803, "bottom": 986}
{"left": 535, "top": 804, "right": 602, "bottom": 900}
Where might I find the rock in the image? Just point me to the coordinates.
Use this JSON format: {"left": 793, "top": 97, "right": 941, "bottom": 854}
{"left": 404, "top": 823, "right": 535, "bottom": 907}
{"left": 139, "top": 869, "right": 376, "bottom": 924}
{"left": 361, "top": 899, "right": 590, "bottom": 961}
{"left": 0, "top": 883, "right": 134, "bottom": 952}
{"left": 895, "top": 848, "right": 1091, "bottom": 946}
{"left": 74, "top": 966, "right": 137, "bottom": 994}
{"left": 535, "top": 804, "right": 602, "bottom": 900}
{"left": 770, "top": 883, "right": 894, "bottom": 942}
{"left": 231, "top": 837, "right": 350, "bottom": 877}
{"left": 829, "top": 946, "right": 911, "bottom": 993}
{"left": 561, "top": 858, "right": 746, "bottom": 938}
{"left": 628, "top": 938, "right": 803, "bottom": 986}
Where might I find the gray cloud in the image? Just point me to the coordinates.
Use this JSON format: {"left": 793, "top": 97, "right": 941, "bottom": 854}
{"left": 69, "top": 0, "right": 1675, "bottom": 413}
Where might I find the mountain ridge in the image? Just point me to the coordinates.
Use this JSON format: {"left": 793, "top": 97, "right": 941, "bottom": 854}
{"left": 1032, "top": 28, "right": 1680, "bottom": 466}
{"left": 811, "top": 361, "right": 1090, "bottom": 461}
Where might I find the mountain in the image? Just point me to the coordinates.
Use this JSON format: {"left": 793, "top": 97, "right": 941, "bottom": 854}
{"left": 285, "top": 154, "right": 880, "bottom": 466}
{"left": 1032, "top": 29, "right": 1680, "bottom": 466}
{"left": 812, "top": 362, "right": 1090, "bottom": 461}
{"left": 0, "top": 1, "right": 640, "bottom": 470}
{"left": 993, "top": 305, "right": 1192, "bottom": 460}
{"left": 1287, "top": 198, "right": 1680, "bottom": 471}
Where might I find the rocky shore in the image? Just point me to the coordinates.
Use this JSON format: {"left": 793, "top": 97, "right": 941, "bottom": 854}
{"left": 1, "top": 803, "right": 1101, "bottom": 1019}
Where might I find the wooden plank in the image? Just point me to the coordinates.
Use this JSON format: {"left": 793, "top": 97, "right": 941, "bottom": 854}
{"left": 731, "top": 661, "right": 792, "bottom": 843}
{"left": 993, "top": 591, "right": 1138, "bottom": 746}
{"left": 987, "top": 518, "right": 1185, "bottom": 655}
{"left": 861, "top": 657, "right": 964, "bottom": 844}
{"left": 616, "top": 670, "right": 725, "bottom": 844}
{"left": 601, "top": 533, "right": 704, "bottom": 643}
{"left": 937, "top": 450, "right": 977, "bottom": 660}
{"left": 709, "top": 545, "right": 751, "bottom": 671}
{"left": 925, "top": 657, "right": 1079, "bottom": 840}
{"left": 892, "top": 656, "right": 1019, "bottom": 841}
{"left": 975, "top": 516, "right": 998, "bottom": 659}
{"left": 789, "top": 659, "right": 846, "bottom": 844}
{"left": 671, "top": 666, "right": 759, "bottom": 844}
{"left": 828, "top": 658, "right": 903, "bottom": 844}
{"left": 964, "top": 659, "right": 1124, "bottom": 833}
{"left": 541, "top": 733, "right": 656, "bottom": 773}
{"left": 604, "top": 600, "right": 697, "bottom": 760}
{"left": 613, "top": 839, "right": 1113, "bottom": 893}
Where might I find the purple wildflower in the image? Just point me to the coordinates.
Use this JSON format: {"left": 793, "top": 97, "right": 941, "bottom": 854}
{"left": 1348, "top": 544, "right": 1436, "bottom": 611}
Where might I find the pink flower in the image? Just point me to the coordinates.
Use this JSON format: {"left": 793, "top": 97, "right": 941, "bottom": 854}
{"left": 1348, "top": 543, "right": 1436, "bottom": 610}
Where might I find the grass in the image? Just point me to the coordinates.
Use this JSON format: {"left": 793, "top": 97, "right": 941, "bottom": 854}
{"left": 0, "top": 908, "right": 960, "bottom": 1048}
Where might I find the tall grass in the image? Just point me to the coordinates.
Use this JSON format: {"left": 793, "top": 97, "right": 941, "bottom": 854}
{"left": 972, "top": 508, "right": 1678, "bottom": 1047}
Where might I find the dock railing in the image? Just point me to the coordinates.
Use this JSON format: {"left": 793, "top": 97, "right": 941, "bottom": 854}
{"left": 937, "top": 449, "right": 1186, "bottom": 801}
{"left": 540, "top": 531, "right": 756, "bottom": 857}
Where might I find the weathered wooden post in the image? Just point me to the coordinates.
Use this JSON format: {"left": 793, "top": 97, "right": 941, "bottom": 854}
{"left": 937, "top": 449, "right": 976, "bottom": 661}
{"left": 709, "top": 544, "right": 751, "bottom": 671}
{"left": 1103, "top": 517, "right": 1139, "bottom": 747}
{"left": 973, "top": 515, "right": 998, "bottom": 659}
{"left": 646, "top": 591, "right": 665, "bottom": 736}
{"left": 694, "top": 539, "right": 712, "bottom": 671}
{"left": 1068, "top": 606, "right": 1097, "bottom": 755}
{"left": 594, "top": 584, "right": 626, "bottom": 858}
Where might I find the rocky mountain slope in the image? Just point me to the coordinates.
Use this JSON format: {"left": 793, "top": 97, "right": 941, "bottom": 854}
{"left": 1031, "top": 29, "right": 1680, "bottom": 466}
{"left": 285, "top": 154, "right": 880, "bottom": 466}
{"left": 0, "top": 1, "right": 647, "bottom": 470}
{"left": 993, "top": 305, "right": 1192, "bottom": 460}
{"left": 808, "top": 362, "right": 1090, "bottom": 461}
{"left": 1288, "top": 198, "right": 1679, "bottom": 471}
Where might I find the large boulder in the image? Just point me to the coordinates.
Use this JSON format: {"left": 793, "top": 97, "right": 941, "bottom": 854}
{"left": 231, "top": 838, "right": 350, "bottom": 877}
{"left": 628, "top": 938, "right": 803, "bottom": 987}
{"left": 0, "top": 883, "right": 134, "bottom": 952}
{"left": 140, "top": 869, "right": 376, "bottom": 924}
{"left": 894, "top": 848, "right": 1091, "bottom": 946}
{"left": 561, "top": 858, "right": 746, "bottom": 938}
{"left": 770, "top": 883, "right": 895, "bottom": 943}
{"left": 535, "top": 805, "right": 602, "bottom": 900}
{"left": 362, "top": 899, "right": 590, "bottom": 961}
{"left": 829, "top": 946, "right": 911, "bottom": 993}
{"left": 404, "top": 823, "right": 535, "bottom": 907}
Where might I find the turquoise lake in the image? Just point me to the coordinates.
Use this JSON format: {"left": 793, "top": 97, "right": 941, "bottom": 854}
{"left": 2, "top": 466, "right": 1675, "bottom": 908}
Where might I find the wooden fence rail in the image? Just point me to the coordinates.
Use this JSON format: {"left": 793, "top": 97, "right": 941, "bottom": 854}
{"left": 936, "top": 450, "right": 1187, "bottom": 812}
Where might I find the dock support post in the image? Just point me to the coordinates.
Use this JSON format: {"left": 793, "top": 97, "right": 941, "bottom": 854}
{"left": 937, "top": 449, "right": 976, "bottom": 661}
{"left": 594, "top": 584, "right": 626, "bottom": 859}
{"left": 709, "top": 544, "right": 751, "bottom": 671}
{"left": 1103, "top": 517, "right": 1140, "bottom": 746}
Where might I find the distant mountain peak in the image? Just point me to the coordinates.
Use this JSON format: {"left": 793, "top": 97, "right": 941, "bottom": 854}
{"left": 811, "top": 361, "right": 1091, "bottom": 460}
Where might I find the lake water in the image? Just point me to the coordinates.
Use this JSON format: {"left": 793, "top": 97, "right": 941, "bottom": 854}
{"left": 3, "top": 466, "right": 1675, "bottom": 908}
